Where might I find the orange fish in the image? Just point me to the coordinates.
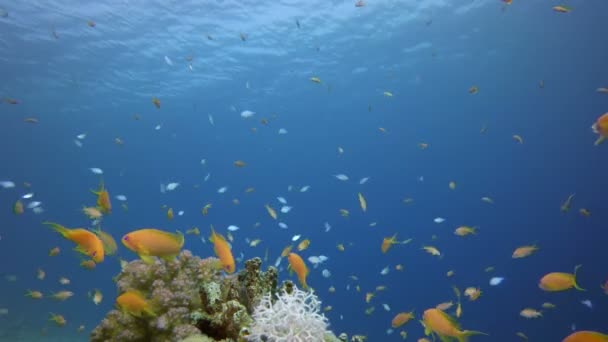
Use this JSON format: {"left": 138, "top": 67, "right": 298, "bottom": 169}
{"left": 44, "top": 222, "right": 104, "bottom": 263}
{"left": 152, "top": 97, "right": 161, "bottom": 109}
{"left": 539, "top": 265, "right": 585, "bottom": 292}
{"left": 391, "top": 311, "right": 414, "bottom": 328}
{"left": 288, "top": 252, "right": 309, "bottom": 289}
{"left": 562, "top": 331, "right": 608, "bottom": 342}
{"left": 91, "top": 181, "right": 111, "bottom": 214}
{"left": 116, "top": 290, "right": 156, "bottom": 317}
{"left": 121, "top": 228, "right": 184, "bottom": 264}
{"left": 592, "top": 113, "right": 608, "bottom": 145}
{"left": 381, "top": 234, "right": 399, "bottom": 253}
{"left": 502, "top": 0, "right": 512, "bottom": 4}
{"left": 421, "top": 308, "right": 486, "bottom": 342}
{"left": 209, "top": 227, "right": 235, "bottom": 273}
{"left": 512, "top": 245, "right": 538, "bottom": 259}
{"left": 80, "top": 259, "right": 96, "bottom": 270}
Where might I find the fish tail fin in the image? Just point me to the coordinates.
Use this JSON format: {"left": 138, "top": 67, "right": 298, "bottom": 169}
{"left": 595, "top": 136, "right": 606, "bottom": 146}
{"left": 44, "top": 222, "right": 70, "bottom": 238}
{"left": 573, "top": 264, "right": 586, "bottom": 291}
{"left": 145, "top": 307, "right": 157, "bottom": 317}
{"left": 144, "top": 303, "right": 157, "bottom": 317}
{"left": 174, "top": 230, "right": 185, "bottom": 248}
{"left": 458, "top": 330, "right": 488, "bottom": 342}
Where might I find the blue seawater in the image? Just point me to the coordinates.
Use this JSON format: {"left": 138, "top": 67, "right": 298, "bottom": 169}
{"left": 1, "top": 0, "right": 607, "bottom": 341}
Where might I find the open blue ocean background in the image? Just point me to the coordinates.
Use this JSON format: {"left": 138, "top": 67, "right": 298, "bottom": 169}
{"left": 1, "top": 0, "right": 607, "bottom": 341}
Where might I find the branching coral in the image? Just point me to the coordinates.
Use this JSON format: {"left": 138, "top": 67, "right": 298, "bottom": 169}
{"left": 248, "top": 285, "right": 331, "bottom": 342}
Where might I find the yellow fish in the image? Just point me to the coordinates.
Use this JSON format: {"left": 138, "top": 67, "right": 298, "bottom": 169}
{"left": 265, "top": 204, "right": 277, "bottom": 220}
{"left": 13, "top": 200, "right": 24, "bottom": 215}
{"left": 422, "top": 245, "right": 441, "bottom": 257}
{"left": 281, "top": 245, "right": 293, "bottom": 257}
{"left": 186, "top": 227, "right": 200, "bottom": 235}
{"left": 91, "top": 228, "right": 117, "bottom": 255}
{"left": 297, "top": 239, "right": 310, "bottom": 251}
{"left": 249, "top": 239, "right": 262, "bottom": 247}
{"left": 49, "top": 313, "right": 66, "bottom": 326}
{"left": 358, "top": 192, "right": 367, "bottom": 212}
{"left": 561, "top": 193, "right": 575, "bottom": 212}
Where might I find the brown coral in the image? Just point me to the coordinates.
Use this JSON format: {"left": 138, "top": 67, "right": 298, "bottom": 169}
{"left": 91, "top": 251, "right": 278, "bottom": 342}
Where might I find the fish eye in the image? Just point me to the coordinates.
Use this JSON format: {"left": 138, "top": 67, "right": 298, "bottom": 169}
{"left": 123, "top": 236, "right": 129, "bottom": 241}
{"left": 92, "top": 251, "right": 97, "bottom": 256}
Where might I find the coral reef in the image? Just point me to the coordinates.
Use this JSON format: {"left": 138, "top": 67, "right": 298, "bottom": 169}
{"left": 247, "top": 285, "right": 330, "bottom": 342}
{"left": 91, "top": 251, "right": 212, "bottom": 342}
{"left": 91, "top": 251, "right": 341, "bottom": 342}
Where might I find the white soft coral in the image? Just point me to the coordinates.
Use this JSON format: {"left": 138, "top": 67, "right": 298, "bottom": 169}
{"left": 248, "top": 286, "right": 329, "bottom": 342}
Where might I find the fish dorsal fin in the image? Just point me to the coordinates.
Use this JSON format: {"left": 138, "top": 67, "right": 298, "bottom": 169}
{"left": 173, "top": 230, "right": 184, "bottom": 247}
{"left": 209, "top": 225, "right": 217, "bottom": 243}
{"left": 152, "top": 229, "right": 182, "bottom": 244}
